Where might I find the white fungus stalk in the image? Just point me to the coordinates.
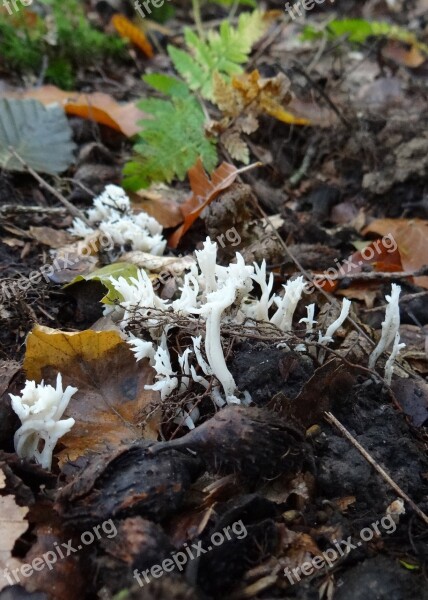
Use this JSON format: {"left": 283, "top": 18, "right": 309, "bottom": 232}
{"left": 201, "top": 280, "right": 240, "bottom": 404}
{"left": 369, "top": 284, "right": 401, "bottom": 369}
{"left": 10, "top": 373, "right": 77, "bottom": 470}
{"left": 299, "top": 303, "right": 317, "bottom": 333}
{"left": 271, "top": 276, "right": 306, "bottom": 331}
{"left": 384, "top": 332, "right": 405, "bottom": 385}
{"left": 318, "top": 298, "right": 351, "bottom": 344}
{"left": 144, "top": 347, "right": 178, "bottom": 400}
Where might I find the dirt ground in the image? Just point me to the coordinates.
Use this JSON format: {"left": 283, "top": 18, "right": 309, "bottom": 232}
{"left": 1, "top": 0, "right": 428, "bottom": 599}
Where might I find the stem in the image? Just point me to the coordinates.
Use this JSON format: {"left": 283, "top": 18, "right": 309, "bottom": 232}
{"left": 192, "top": 0, "right": 204, "bottom": 39}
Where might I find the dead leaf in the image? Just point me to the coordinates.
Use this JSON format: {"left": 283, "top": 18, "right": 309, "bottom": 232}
{"left": 28, "top": 227, "right": 74, "bottom": 249}
{"left": 317, "top": 238, "right": 404, "bottom": 293}
{"left": 363, "top": 218, "right": 428, "bottom": 288}
{"left": 0, "top": 469, "right": 29, "bottom": 592}
{"left": 23, "top": 524, "right": 85, "bottom": 600}
{"left": 381, "top": 40, "right": 427, "bottom": 68}
{"left": 391, "top": 378, "right": 428, "bottom": 427}
{"left": 23, "top": 326, "right": 159, "bottom": 463}
{"left": 111, "top": 14, "right": 153, "bottom": 58}
{"left": 6, "top": 86, "right": 145, "bottom": 137}
{"left": 129, "top": 188, "right": 183, "bottom": 228}
{"left": 168, "top": 159, "right": 238, "bottom": 248}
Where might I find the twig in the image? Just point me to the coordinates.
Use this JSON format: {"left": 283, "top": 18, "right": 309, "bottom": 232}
{"left": 0, "top": 205, "right": 67, "bottom": 216}
{"left": 7, "top": 148, "right": 91, "bottom": 226}
{"left": 318, "top": 266, "right": 428, "bottom": 281}
{"left": 324, "top": 411, "right": 428, "bottom": 527}
{"left": 289, "top": 142, "right": 318, "bottom": 187}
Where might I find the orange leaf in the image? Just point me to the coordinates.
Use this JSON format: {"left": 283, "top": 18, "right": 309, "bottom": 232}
{"left": 5, "top": 85, "right": 145, "bottom": 137}
{"left": 168, "top": 159, "right": 238, "bottom": 248}
{"left": 363, "top": 218, "right": 428, "bottom": 289}
{"left": 111, "top": 14, "right": 153, "bottom": 58}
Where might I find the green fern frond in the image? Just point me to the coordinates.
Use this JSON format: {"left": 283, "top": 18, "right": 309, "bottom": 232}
{"left": 123, "top": 76, "right": 217, "bottom": 191}
{"left": 168, "top": 10, "right": 268, "bottom": 100}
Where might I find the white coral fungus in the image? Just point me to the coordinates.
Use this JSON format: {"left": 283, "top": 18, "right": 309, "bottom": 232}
{"left": 10, "top": 373, "right": 76, "bottom": 470}
{"left": 69, "top": 184, "right": 166, "bottom": 255}
{"left": 368, "top": 284, "right": 401, "bottom": 369}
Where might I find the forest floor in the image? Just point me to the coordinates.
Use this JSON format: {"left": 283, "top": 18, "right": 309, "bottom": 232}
{"left": 0, "top": 0, "right": 428, "bottom": 599}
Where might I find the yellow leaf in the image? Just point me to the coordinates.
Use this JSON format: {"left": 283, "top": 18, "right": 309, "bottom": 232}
{"left": 24, "top": 326, "right": 159, "bottom": 463}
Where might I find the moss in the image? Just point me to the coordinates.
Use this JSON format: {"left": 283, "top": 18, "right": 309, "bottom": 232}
{"left": 0, "top": 0, "right": 125, "bottom": 89}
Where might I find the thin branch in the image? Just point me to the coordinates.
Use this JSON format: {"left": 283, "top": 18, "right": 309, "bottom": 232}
{"left": 7, "top": 148, "right": 91, "bottom": 226}
{"left": 0, "top": 205, "right": 66, "bottom": 216}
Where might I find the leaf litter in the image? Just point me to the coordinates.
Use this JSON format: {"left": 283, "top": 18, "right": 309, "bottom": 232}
{"left": 1, "top": 1, "right": 428, "bottom": 599}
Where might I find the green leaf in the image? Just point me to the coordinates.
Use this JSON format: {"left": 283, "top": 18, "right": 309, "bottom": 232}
{"left": 302, "top": 18, "right": 428, "bottom": 52}
{"left": 64, "top": 262, "right": 140, "bottom": 305}
{"left": 143, "top": 73, "right": 192, "bottom": 99}
{"left": 123, "top": 91, "right": 217, "bottom": 190}
{"left": 0, "top": 99, "right": 75, "bottom": 175}
{"left": 168, "top": 10, "right": 269, "bottom": 100}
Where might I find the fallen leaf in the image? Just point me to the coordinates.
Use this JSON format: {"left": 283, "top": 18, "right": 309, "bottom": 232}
{"left": 381, "top": 40, "right": 427, "bottom": 68}
{"left": 6, "top": 86, "right": 146, "bottom": 138}
{"left": 391, "top": 378, "right": 428, "bottom": 427}
{"left": 28, "top": 227, "right": 74, "bottom": 249}
{"left": 0, "top": 469, "right": 29, "bottom": 592}
{"left": 23, "top": 524, "right": 85, "bottom": 600}
{"left": 0, "top": 99, "right": 75, "bottom": 175}
{"left": 111, "top": 14, "right": 154, "bottom": 58}
{"left": 168, "top": 159, "right": 238, "bottom": 248}
{"left": 23, "top": 326, "right": 159, "bottom": 463}
{"left": 317, "top": 238, "right": 404, "bottom": 293}
{"left": 129, "top": 189, "right": 183, "bottom": 228}
{"left": 362, "top": 218, "right": 428, "bottom": 288}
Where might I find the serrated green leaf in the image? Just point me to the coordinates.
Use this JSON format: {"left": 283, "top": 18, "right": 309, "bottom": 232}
{"left": 168, "top": 10, "right": 269, "bottom": 100}
{"left": 0, "top": 98, "right": 75, "bottom": 174}
{"left": 123, "top": 92, "right": 217, "bottom": 190}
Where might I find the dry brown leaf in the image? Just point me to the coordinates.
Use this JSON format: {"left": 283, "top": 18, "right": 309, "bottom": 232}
{"left": 0, "top": 469, "right": 29, "bottom": 591}
{"left": 6, "top": 86, "right": 145, "bottom": 137}
{"left": 363, "top": 218, "right": 428, "bottom": 288}
{"left": 129, "top": 189, "right": 183, "bottom": 228}
{"left": 168, "top": 159, "right": 238, "bottom": 248}
{"left": 221, "top": 129, "right": 250, "bottom": 164}
{"left": 23, "top": 326, "right": 159, "bottom": 463}
{"left": 28, "top": 226, "right": 74, "bottom": 249}
{"left": 22, "top": 524, "right": 86, "bottom": 600}
{"left": 212, "top": 70, "right": 309, "bottom": 165}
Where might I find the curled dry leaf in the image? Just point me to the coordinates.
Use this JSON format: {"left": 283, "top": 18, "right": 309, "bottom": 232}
{"left": 212, "top": 70, "right": 309, "bottom": 163}
{"left": 168, "top": 159, "right": 238, "bottom": 248}
{"left": 23, "top": 326, "right": 159, "bottom": 464}
{"left": 0, "top": 469, "right": 29, "bottom": 592}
